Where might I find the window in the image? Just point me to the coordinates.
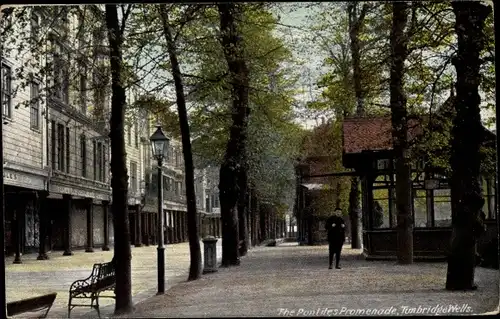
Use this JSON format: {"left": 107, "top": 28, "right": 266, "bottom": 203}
{"left": 30, "top": 82, "right": 40, "bottom": 130}
{"left": 93, "top": 140, "right": 97, "bottom": 180}
{"left": 168, "top": 146, "right": 173, "bottom": 163}
{"left": 51, "top": 120, "right": 56, "bottom": 169}
{"left": 127, "top": 125, "right": 131, "bottom": 145}
{"left": 483, "top": 177, "right": 497, "bottom": 220}
{"left": 93, "top": 72, "right": 105, "bottom": 120}
{"left": 102, "top": 144, "right": 107, "bottom": 183}
{"left": 77, "top": 13, "right": 85, "bottom": 51}
{"left": 151, "top": 173, "right": 158, "bottom": 193}
{"left": 96, "top": 142, "right": 103, "bottom": 182}
{"left": 212, "top": 193, "right": 219, "bottom": 208}
{"left": 163, "top": 175, "right": 168, "bottom": 192}
{"left": 80, "top": 135, "right": 87, "bottom": 177}
{"left": 167, "top": 177, "right": 172, "bottom": 191}
{"left": 66, "top": 127, "right": 70, "bottom": 173}
{"left": 434, "top": 189, "right": 451, "bottom": 227}
{"left": 134, "top": 123, "right": 139, "bottom": 148}
{"left": 206, "top": 195, "right": 211, "bottom": 213}
{"left": 56, "top": 124, "right": 65, "bottom": 171}
{"left": 130, "top": 162, "right": 138, "bottom": 193}
{"left": 372, "top": 189, "right": 390, "bottom": 229}
{"left": 53, "top": 43, "right": 69, "bottom": 103}
{"left": 80, "top": 73, "right": 87, "bottom": 114}
{"left": 175, "top": 181, "right": 183, "bottom": 196}
{"left": 1, "top": 63, "right": 12, "bottom": 118}
{"left": 413, "top": 190, "right": 428, "bottom": 228}
{"left": 30, "top": 11, "right": 40, "bottom": 52}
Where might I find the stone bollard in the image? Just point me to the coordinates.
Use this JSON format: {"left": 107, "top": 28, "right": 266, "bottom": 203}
{"left": 202, "top": 236, "right": 218, "bottom": 274}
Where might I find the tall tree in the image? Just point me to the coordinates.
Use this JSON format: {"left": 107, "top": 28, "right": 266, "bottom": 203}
{"left": 218, "top": 3, "right": 250, "bottom": 266}
{"left": 390, "top": 2, "right": 413, "bottom": 264}
{"left": 124, "top": 4, "right": 300, "bottom": 258}
{"left": 105, "top": 4, "right": 134, "bottom": 314}
{"left": 347, "top": 2, "right": 369, "bottom": 249}
{"left": 348, "top": 2, "right": 369, "bottom": 117}
{"left": 446, "top": 1, "right": 492, "bottom": 291}
{"left": 158, "top": 4, "right": 202, "bottom": 280}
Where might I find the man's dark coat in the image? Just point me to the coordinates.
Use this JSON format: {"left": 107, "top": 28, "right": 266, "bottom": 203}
{"left": 325, "top": 215, "right": 345, "bottom": 250}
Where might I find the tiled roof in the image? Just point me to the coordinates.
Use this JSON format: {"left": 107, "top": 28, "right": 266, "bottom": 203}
{"left": 343, "top": 116, "right": 423, "bottom": 154}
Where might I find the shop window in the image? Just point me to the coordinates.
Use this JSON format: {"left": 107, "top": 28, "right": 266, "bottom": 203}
{"left": 483, "top": 177, "right": 497, "bottom": 220}
{"left": 433, "top": 189, "right": 451, "bottom": 227}
{"left": 372, "top": 188, "right": 390, "bottom": 229}
{"left": 413, "top": 190, "right": 428, "bottom": 228}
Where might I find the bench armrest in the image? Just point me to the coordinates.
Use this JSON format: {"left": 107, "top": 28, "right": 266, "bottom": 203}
{"left": 69, "top": 278, "right": 92, "bottom": 293}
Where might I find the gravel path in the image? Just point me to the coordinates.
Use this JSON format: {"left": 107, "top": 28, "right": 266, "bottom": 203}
{"left": 119, "top": 244, "right": 499, "bottom": 318}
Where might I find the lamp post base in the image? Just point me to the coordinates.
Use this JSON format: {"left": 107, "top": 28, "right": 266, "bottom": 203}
{"left": 157, "top": 246, "right": 165, "bottom": 294}
{"left": 37, "top": 253, "right": 49, "bottom": 260}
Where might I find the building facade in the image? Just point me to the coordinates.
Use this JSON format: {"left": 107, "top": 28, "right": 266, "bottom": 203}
{"left": 2, "top": 6, "right": 50, "bottom": 257}
{"left": 2, "top": 5, "right": 221, "bottom": 262}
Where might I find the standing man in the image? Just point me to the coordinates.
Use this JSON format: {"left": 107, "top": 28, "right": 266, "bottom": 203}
{"left": 325, "top": 208, "right": 346, "bottom": 269}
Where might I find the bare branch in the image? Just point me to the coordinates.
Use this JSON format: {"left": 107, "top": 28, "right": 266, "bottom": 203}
{"left": 120, "top": 4, "right": 133, "bottom": 36}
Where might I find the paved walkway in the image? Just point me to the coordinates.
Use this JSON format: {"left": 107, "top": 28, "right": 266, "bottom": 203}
{"left": 5, "top": 240, "right": 222, "bottom": 318}
{"left": 119, "top": 244, "right": 499, "bottom": 318}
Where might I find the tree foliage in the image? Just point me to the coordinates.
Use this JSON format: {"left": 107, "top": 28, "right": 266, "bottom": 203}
{"left": 306, "top": 1, "right": 495, "bottom": 175}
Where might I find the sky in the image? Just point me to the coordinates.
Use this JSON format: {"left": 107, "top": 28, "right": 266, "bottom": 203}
{"left": 271, "top": 3, "right": 327, "bottom": 129}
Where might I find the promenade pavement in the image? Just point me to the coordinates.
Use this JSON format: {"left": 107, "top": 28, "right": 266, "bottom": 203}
{"left": 119, "top": 243, "right": 499, "bottom": 318}
{"left": 5, "top": 240, "right": 222, "bottom": 318}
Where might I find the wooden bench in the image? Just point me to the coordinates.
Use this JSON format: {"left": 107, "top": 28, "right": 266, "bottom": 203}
{"left": 68, "top": 261, "right": 116, "bottom": 318}
{"left": 7, "top": 292, "right": 57, "bottom": 318}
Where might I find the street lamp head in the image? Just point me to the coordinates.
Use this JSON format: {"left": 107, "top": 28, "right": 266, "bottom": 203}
{"left": 150, "top": 125, "right": 170, "bottom": 163}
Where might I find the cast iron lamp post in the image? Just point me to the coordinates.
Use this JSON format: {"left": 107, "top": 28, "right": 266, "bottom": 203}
{"left": 150, "top": 125, "right": 169, "bottom": 294}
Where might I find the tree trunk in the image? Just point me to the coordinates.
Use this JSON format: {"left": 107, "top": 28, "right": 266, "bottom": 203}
{"left": 390, "top": 2, "right": 413, "bottom": 265}
{"left": 446, "top": 1, "right": 491, "bottom": 291}
{"left": 158, "top": 4, "right": 202, "bottom": 281}
{"left": 250, "top": 188, "right": 256, "bottom": 246}
{"left": 260, "top": 204, "right": 266, "bottom": 241}
{"left": 348, "top": 177, "right": 362, "bottom": 248}
{"left": 218, "top": 3, "right": 250, "bottom": 267}
{"left": 267, "top": 208, "right": 272, "bottom": 239}
{"left": 346, "top": 3, "right": 369, "bottom": 250}
{"left": 335, "top": 180, "right": 342, "bottom": 209}
{"left": 238, "top": 169, "right": 249, "bottom": 256}
{"left": 104, "top": 5, "right": 133, "bottom": 314}
{"left": 274, "top": 213, "right": 277, "bottom": 239}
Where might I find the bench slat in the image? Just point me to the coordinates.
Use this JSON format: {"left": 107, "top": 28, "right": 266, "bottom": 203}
{"left": 7, "top": 292, "right": 57, "bottom": 317}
